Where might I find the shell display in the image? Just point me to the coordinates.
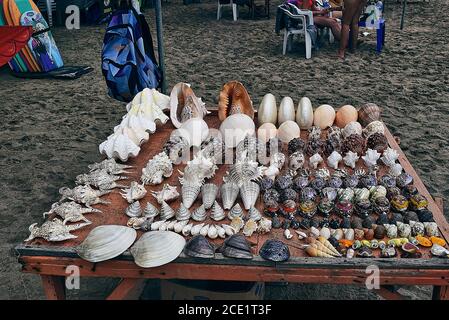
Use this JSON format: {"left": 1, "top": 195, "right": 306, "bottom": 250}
{"left": 220, "top": 114, "right": 255, "bottom": 149}
{"left": 289, "top": 152, "right": 305, "bottom": 171}
{"left": 228, "top": 203, "right": 244, "bottom": 220}
{"left": 257, "top": 123, "right": 278, "bottom": 144}
{"left": 342, "top": 121, "right": 363, "bottom": 139}
{"left": 342, "top": 134, "right": 365, "bottom": 156}
{"left": 358, "top": 103, "right": 381, "bottom": 127}
{"left": 221, "top": 182, "right": 240, "bottom": 210}
{"left": 25, "top": 218, "right": 91, "bottom": 242}
{"left": 363, "top": 120, "right": 385, "bottom": 138}
{"left": 160, "top": 201, "right": 176, "bottom": 220}
{"left": 296, "top": 97, "right": 314, "bottom": 129}
{"left": 366, "top": 132, "right": 388, "bottom": 153}
{"left": 43, "top": 201, "right": 100, "bottom": 224}
{"left": 259, "top": 239, "right": 290, "bottom": 262}
{"left": 151, "top": 184, "right": 179, "bottom": 204}
{"left": 172, "top": 117, "right": 209, "bottom": 148}
{"left": 125, "top": 201, "right": 142, "bottom": 218}
{"left": 75, "top": 225, "right": 136, "bottom": 262}
{"left": 278, "top": 97, "right": 295, "bottom": 125}
{"left": 130, "top": 231, "right": 185, "bottom": 268}
{"left": 258, "top": 93, "right": 277, "bottom": 125}
{"left": 184, "top": 235, "right": 215, "bottom": 258}
{"left": 335, "top": 105, "right": 358, "bottom": 128}
{"left": 327, "top": 151, "right": 342, "bottom": 169}
{"left": 76, "top": 169, "right": 128, "bottom": 190}
{"left": 127, "top": 217, "right": 152, "bottom": 230}
{"left": 309, "top": 153, "right": 323, "bottom": 169}
{"left": 362, "top": 148, "right": 381, "bottom": 168}
{"left": 219, "top": 234, "right": 253, "bottom": 259}
{"left": 211, "top": 201, "right": 225, "bottom": 221}
{"left": 59, "top": 185, "right": 111, "bottom": 208}
{"left": 313, "top": 104, "right": 335, "bottom": 129}
{"left": 120, "top": 181, "right": 147, "bottom": 204}
{"left": 240, "top": 181, "right": 260, "bottom": 210}
{"left": 277, "top": 120, "right": 300, "bottom": 144}
{"left": 175, "top": 203, "right": 191, "bottom": 221}
{"left": 99, "top": 127, "right": 140, "bottom": 162}
{"left": 141, "top": 152, "right": 173, "bottom": 185}
{"left": 243, "top": 219, "right": 258, "bottom": 237}
{"left": 201, "top": 183, "right": 219, "bottom": 210}
{"left": 191, "top": 205, "right": 207, "bottom": 222}
{"left": 170, "top": 82, "right": 208, "bottom": 128}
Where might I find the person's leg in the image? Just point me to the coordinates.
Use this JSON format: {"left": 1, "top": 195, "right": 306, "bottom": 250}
{"left": 314, "top": 16, "right": 341, "bottom": 41}
{"left": 350, "top": 0, "right": 367, "bottom": 51}
{"left": 338, "top": 0, "right": 358, "bottom": 58}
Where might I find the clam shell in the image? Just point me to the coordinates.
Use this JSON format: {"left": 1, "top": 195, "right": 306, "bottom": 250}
{"left": 258, "top": 93, "right": 277, "bottom": 125}
{"left": 184, "top": 235, "right": 215, "bottom": 258}
{"left": 277, "top": 120, "right": 300, "bottom": 144}
{"left": 278, "top": 97, "right": 295, "bottom": 125}
{"left": 130, "top": 231, "right": 185, "bottom": 268}
{"left": 125, "top": 201, "right": 142, "bottom": 218}
{"left": 219, "top": 114, "right": 255, "bottom": 149}
{"left": 201, "top": 183, "right": 219, "bottom": 210}
{"left": 143, "top": 202, "right": 159, "bottom": 218}
{"left": 313, "top": 104, "right": 335, "bottom": 129}
{"left": 296, "top": 97, "right": 314, "bottom": 129}
{"left": 76, "top": 225, "right": 137, "bottom": 263}
{"left": 182, "top": 183, "right": 201, "bottom": 209}
{"left": 221, "top": 182, "right": 240, "bottom": 210}
{"left": 160, "top": 201, "right": 176, "bottom": 220}
{"left": 257, "top": 123, "right": 278, "bottom": 143}
{"left": 239, "top": 181, "right": 260, "bottom": 210}
{"left": 335, "top": 105, "right": 358, "bottom": 128}
{"left": 228, "top": 203, "right": 244, "bottom": 220}
{"left": 175, "top": 203, "right": 191, "bottom": 221}
{"left": 192, "top": 205, "right": 207, "bottom": 222}
{"left": 211, "top": 201, "right": 226, "bottom": 221}
{"left": 220, "top": 234, "right": 253, "bottom": 259}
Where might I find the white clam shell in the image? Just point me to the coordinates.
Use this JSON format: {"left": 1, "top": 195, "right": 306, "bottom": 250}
{"left": 278, "top": 97, "right": 295, "bottom": 125}
{"left": 76, "top": 225, "right": 137, "bottom": 263}
{"left": 172, "top": 118, "right": 209, "bottom": 148}
{"left": 130, "top": 231, "right": 185, "bottom": 268}
{"left": 99, "top": 129, "right": 140, "bottom": 162}
{"left": 277, "top": 120, "right": 300, "bottom": 144}
{"left": 219, "top": 114, "right": 255, "bottom": 149}
{"left": 258, "top": 93, "right": 277, "bottom": 125}
{"left": 296, "top": 97, "right": 314, "bottom": 129}
{"left": 257, "top": 123, "right": 277, "bottom": 143}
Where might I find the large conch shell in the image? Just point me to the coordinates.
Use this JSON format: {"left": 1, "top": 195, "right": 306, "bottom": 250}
{"left": 170, "top": 83, "right": 209, "bottom": 128}
{"left": 218, "top": 81, "right": 254, "bottom": 121}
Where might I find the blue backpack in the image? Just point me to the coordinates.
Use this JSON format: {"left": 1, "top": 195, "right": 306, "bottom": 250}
{"left": 102, "top": 7, "right": 161, "bottom": 102}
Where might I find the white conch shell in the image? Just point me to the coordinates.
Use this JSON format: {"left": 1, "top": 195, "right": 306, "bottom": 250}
{"left": 141, "top": 152, "right": 173, "bottom": 185}
{"left": 99, "top": 128, "right": 140, "bottom": 162}
{"left": 343, "top": 151, "right": 359, "bottom": 169}
{"left": 296, "top": 97, "right": 314, "bottom": 129}
{"left": 120, "top": 181, "right": 147, "bottom": 203}
{"left": 327, "top": 151, "right": 342, "bottom": 169}
{"left": 381, "top": 147, "right": 399, "bottom": 167}
{"left": 219, "top": 114, "right": 256, "bottom": 149}
{"left": 278, "top": 97, "right": 295, "bottom": 125}
{"left": 258, "top": 93, "right": 277, "bottom": 125}
{"left": 309, "top": 153, "right": 323, "bottom": 169}
{"left": 389, "top": 163, "right": 403, "bottom": 177}
{"left": 169, "top": 82, "right": 209, "bottom": 128}
{"left": 342, "top": 121, "right": 362, "bottom": 139}
{"left": 172, "top": 118, "right": 209, "bottom": 148}
{"left": 362, "top": 148, "right": 381, "bottom": 167}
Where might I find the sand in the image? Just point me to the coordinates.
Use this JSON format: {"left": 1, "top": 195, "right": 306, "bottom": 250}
{"left": 0, "top": 0, "right": 448, "bottom": 299}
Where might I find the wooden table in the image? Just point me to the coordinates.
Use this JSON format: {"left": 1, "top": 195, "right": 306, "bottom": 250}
{"left": 15, "top": 111, "right": 449, "bottom": 300}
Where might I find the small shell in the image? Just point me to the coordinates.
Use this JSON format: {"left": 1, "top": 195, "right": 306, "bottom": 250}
{"left": 342, "top": 121, "right": 362, "bottom": 139}
{"left": 160, "top": 201, "right": 176, "bottom": 220}
{"left": 222, "top": 224, "right": 236, "bottom": 236}
{"left": 191, "top": 205, "right": 207, "bottom": 222}
{"left": 320, "top": 227, "right": 331, "bottom": 239}
{"left": 181, "top": 183, "right": 201, "bottom": 209}
{"left": 216, "top": 225, "right": 226, "bottom": 238}
{"left": 384, "top": 224, "right": 398, "bottom": 238}
{"left": 363, "top": 120, "right": 385, "bottom": 138}
{"left": 431, "top": 244, "right": 449, "bottom": 258}
{"left": 175, "top": 203, "right": 191, "bottom": 221}
{"left": 397, "top": 222, "right": 411, "bottom": 238}
{"left": 309, "top": 153, "right": 323, "bottom": 169}
{"left": 257, "top": 217, "right": 272, "bottom": 234}
{"left": 248, "top": 206, "right": 262, "bottom": 222}
{"left": 174, "top": 220, "right": 189, "bottom": 233}
{"left": 210, "top": 201, "right": 226, "bottom": 221}
{"left": 143, "top": 202, "right": 159, "bottom": 218}
{"left": 343, "top": 151, "right": 359, "bottom": 169}
{"left": 182, "top": 223, "right": 194, "bottom": 236}
{"left": 243, "top": 219, "right": 258, "bottom": 237}
{"left": 389, "top": 163, "right": 403, "bottom": 177}
{"left": 200, "top": 224, "right": 210, "bottom": 237}
{"left": 207, "top": 224, "right": 218, "bottom": 239}
{"left": 310, "top": 226, "right": 320, "bottom": 238}
{"left": 150, "top": 220, "right": 166, "bottom": 231}
{"left": 167, "top": 220, "right": 177, "bottom": 231}
{"left": 358, "top": 103, "right": 381, "bottom": 127}
{"left": 278, "top": 97, "right": 296, "bottom": 125}
{"left": 424, "top": 222, "right": 439, "bottom": 237}
{"left": 257, "top": 123, "right": 278, "bottom": 143}
{"left": 120, "top": 181, "right": 147, "bottom": 204}
{"left": 201, "top": 183, "right": 219, "bottom": 210}
{"left": 230, "top": 216, "right": 244, "bottom": 232}
{"left": 239, "top": 181, "right": 260, "bottom": 210}
{"left": 296, "top": 97, "right": 314, "bottom": 129}
{"left": 346, "top": 248, "right": 355, "bottom": 258}
{"left": 327, "top": 151, "right": 342, "bottom": 169}
{"left": 125, "top": 201, "right": 142, "bottom": 218}
{"left": 362, "top": 149, "right": 381, "bottom": 168}
{"left": 277, "top": 120, "right": 300, "bottom": 144}
{"left": 284, "top": 229, "right": 293, "bottom": 240}
{"left": 228, "top": 203, "right": 244, "bottom": 220}
{"left": 344, "top": 228, "right": 355, "bottom": 241}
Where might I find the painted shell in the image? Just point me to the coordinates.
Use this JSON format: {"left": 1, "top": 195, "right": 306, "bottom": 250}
{"left": 299, "top": 200, "right": 317, "bottom": 218}
{"left": 191, "top": 204, "right": 207, "bottom": 222}
{"left": 151, "top": 184, "right": 179, "bottom": 205}
{"left": 240, "top": 181, "right": 260, "bottom": 210}
{"left": 59, "top": 185, "right": 111, "bottom": 208}
{"left": 358, "top": 103, "right": 381, "bottom": 127}
{"left": 338, "top": 188, "right": 355, "bottom": 202}
{"left": 219, "top": 234, "right": 253, "bottom": 259}
{"left": 310, "top": 177, "right": 326, "bottom": 192}
{"left": 275, "top": 174, "right": 293, "bottom": 191}
{"left": 259, "top": 239, "right": 290, "bottom": 262}
{"left": 163, "top": 135, "right": 190, "bottom": 164}
{"left": 170, "top": 82, "right": 208, "bottom": 128}
{"left": 300, "top": 187, "right": 317, "bottom": 202}
{"left": 342, "top": 134, "right": 365, "bottom": 156}
{"left": 263, "top": 189, "right": 280, "bottom": 205}
{"left": 410, "top": 194, "right": 428, "bottom": 211}
{"left": 228, "top": 203, "right": 244, "bottom": 220}
{"left": 354, "top": 188, "right": 370, "bottom": 202}
{"left": 321, "top": 187, "right": 337, "bottom": 201}
{"left": 25, "top": 218, "right": 90, "bottom": 242}
{"left": 76, "top": 225, "right": 137, "bottom": 262}
{"left": 236, "top": 135, "right": 263, "bottom": 163}
{"left": 43, "top": 201, "right": 100, "bottom": 224}
{"left": 184, "top": 235, "right": 215, "bottom": 258}
{"left": 402, "top": 185, "right": 418, "bottom": 199}
{"left": 243, "top": 219, "right": 258, "bottom": 237}
{"left": 75, "top": 169, "right": 128, "bottom": 191}
{"left": 218, "top": 81, "right": 253, "bottom": 121}
{"left": 201, "top": 183, "right": 219, "bottom": 210}
{"left": 221, "top": 182, "right": 240, "bottom": 210}
{"left": 396, "top": 172, "right": 413, "bottom": 189}
{"left": 160, "top": 201, "right": 176, "bottom": 220}
{"left": 327, "top": 151, "right": 342, "bottom": 169}
{"left": 288, "top": 137, "right": 306, "bottom": 155}
{"left": 309, "top": 153, "right": 323, "bottom": 169}
{"left": 141, "top": 152, "right": 173, "bottom": 185}
{"left": 130, "top": 231, "right": 185, "bottom": 268}
{"left": 363, "top": 120, "right": 385, "bottom": 138}
{"left": 289, "top": 151, "right": 305, "bottom": 171}
{"left": 381, "top": 246, "right": 397, "bottom": 258}
{"left": 120, "top": 181, "right": 147, "bottom": 204}
{"left": 335, "top": 200, "right": 353, "bottom": 218}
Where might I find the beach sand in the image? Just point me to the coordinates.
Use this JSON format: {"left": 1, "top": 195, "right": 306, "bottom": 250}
{"left": 0, "top": 0, "right": 448, "bottom": 299}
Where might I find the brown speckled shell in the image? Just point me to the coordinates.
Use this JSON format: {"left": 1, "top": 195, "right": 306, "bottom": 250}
{"left": 358, "top": 103, "right": 381, "bottom": 127}
{"left": 366, "top": 132, "right": 388, "bottom": 153}
{"left": 218, "top": 81, "right": 253, "bottom": 121}
{"left": 342, "top": 134, "right": 366, "bottom": 156}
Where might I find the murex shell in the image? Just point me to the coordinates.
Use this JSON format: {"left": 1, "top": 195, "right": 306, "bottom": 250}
{"left": 121, "top": 181, "right": 147, "bottom": 203}
{"left": 240, "top": 181, "right": 260, "bottom": 210}
{"left": 218, "top": 81, "right": 254, "bottom": 121}
{"left": 59, "top": 185, "right": 111, "bottom": 208}
{"left": 25, "top": 218, "right": 91, "bottom": 242}
{"left": 75, "top": 169, "right": 128, "bottom": 190}
{"left": 130, "top": 231, "right": 185, "bottom": 268}
{"left": 76, "top": 225, "right": 137, "bottom": 262}
{"left": 327, "top": 151, "right": 342, "bottom": 169}
{"left": 88, "top": 158, "right": 133, "bottom": 175}
{"left": 141, "top": 152, "right": 173, "bottom": 185}
{"left": 381, "top": 148, "right": 399, "bottom": 167}
{"left": 362, "top": 149, "right": 381, "bottom": 167}
{"left": 43, "top": 201, "right": 100, "bottom": 224}
{"left": 224, "top": 152, "right": 264, "bottom": 187}
{"left": 170, "top": 82, "right": 209, "bottom": 128}
{"left": 151, "top": 184, "right": 179, "bottom": 204}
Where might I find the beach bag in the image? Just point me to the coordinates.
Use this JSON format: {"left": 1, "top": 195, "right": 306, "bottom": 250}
{"left": 101, "top": 6, "right": 161, "bottom": 102}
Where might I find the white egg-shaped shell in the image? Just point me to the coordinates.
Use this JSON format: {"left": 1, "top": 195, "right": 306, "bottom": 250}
{"left": 278, "top": 97, "right": 295, "bottom": 125}
{"left": 257, "top": 123, "right": 278, "bottom": 143}
{"left": 76, "top": 225, "right": 137, "bottom": 263}
{"left": 296, "top": 97, "right": 314, "bottom": 129}
{"left": 219, "top": 114, "right": 255, "bottom": 148}
{"left": 258, "top": 93, "right": 277, "bottom": 125}
{"left": 172, "top": 118, "right": 209, "bottom": 148}
{"left": 130, "top": 231, "right": 185, "bottom": 268}
{"left": 277, "top": 120, "right": 300, "bottom": 144}
{"left": 313, "top": 104, "right": 336, "bottom": 129}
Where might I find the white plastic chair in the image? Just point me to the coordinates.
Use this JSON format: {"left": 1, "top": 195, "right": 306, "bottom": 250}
{"left": 279, "top": 4, "right": 314, "bottom": 59}
{"left": 217, "top": 0, "right": 238, "bottom": 21}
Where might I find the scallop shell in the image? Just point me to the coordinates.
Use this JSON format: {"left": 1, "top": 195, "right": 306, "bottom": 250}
{"left": 381, "top": 148, "right": 399, "bottom": 167}
{"left": 160, "top": 201, "right": 176, "bottom": 220}
{"left": 358, "top": 103, "right": 381, "bottom": 127}
{"left": 130, "top": 231, "right": 185, "bottom": 268}
{"left": 218, "top": 81, "right": 254, "bottom": 121}
{"left": 220, "top": 114, "right": 256, "bottom": 149}
{"left": 143, "top": 202, "right": 159, "bottom": 218}
{"left": 343, "top": 151, "right": 359, "bottom": 169}
{"left": 296, "top": 97, "right": 314, "bottom": 129}
{"left": 211, "top": 201, "right": 226, "bottom": 221}
{"left": 175, "top": 203, "right": 191, "bottom": 221}
{"left": 181, "top": 183, "right": 201, "bottom": 209}
{"left": 76, "top": 225, "right": 137, "bottom": 263}
{"left": 228, "top": 203, "right": 244, "bottom": 220}
{"left": 191, "top": 205, "right": 207, "bottom": 222}
{"left": 342, "top": 121, "right": 362, "bottom": 139}
{"left": 277, "top": 120, "right": 300, "bottom": 144}
{"left": 221, "top": 182, "right": 240, "bottom": 210}
{"left": 258, "top": 93, "right": 277, "bottom": 125}
{"left": 309, "top": 153, "right": 323, "bottom": 169}
{"left": 362, "top": 148, "right": 381, "bottom": 167}
{"left": 172, "top": 118, "right": 209, "bottom": 148}
{"left": 327, "top": 151, "right": 342, "bottom": 169}
{"left": 170, "top": 82, "right": 209, "bottom": 128}
{"left": 313, "top": 104, "right": 336, "bottom": 129}
{"left": 201, "top": 183, "right": 219, "bottom": 210}
{"left": 257, "top": 123, "right": 278, "bottom": 143}
{"left": 278, "top": 97, "right": 296, "bottom": 125}
{"left": 120, "top": 181, "right": 147, "bottom": 204}
{"left": 248, "top": 206, "right": 262, "bottom": 222}
{"left": 335, "top": 105, "right": 358, "bottom": 128}
{"left": 125, "top": 201, "right": 142, "bottom": 218}
{"left": 239, "top": 181, "right": 260, "bottom": 210}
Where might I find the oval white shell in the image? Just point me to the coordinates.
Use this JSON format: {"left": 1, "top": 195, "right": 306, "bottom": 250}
{"left": 278, "top": 97, "right": 295, "bottom": 125}
{"left": 313, "top": 104, "right": 335, "bottom": 129}
{"left": 257, "top": 123, "right": 277, "bottom": 143}
{"left": 76, "top": 225, "right": 137, "bottom": 263}
{"left": 219, "top": 114, "right": 255, "bottom": 149}
{"left": 258, "top": 93, "right": 277, "bottom": 125}
{"left": 172, "top": 118, "right": 209, "bottom": 148}
{"left": 277, "top": 120, "right": 300, "bottom": 143}
{"left": 296, "top": 97, "right": 314, "bottom": 129}
{"left": 130, "top": 231, "right": 185, "bottom": 268}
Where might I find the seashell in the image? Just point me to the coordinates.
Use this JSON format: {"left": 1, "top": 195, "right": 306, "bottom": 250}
{"left": 218, "top": 81, "right": 254, "bottom": 121}
{"left": 313, "top": 104, "right": 335, "bottom": 129}
{"left": 189, "top": 223, "right": 203, "bottom": 236}
{"left": 288, "top": 138, "right": 306, "bottom": 156}
{"left": 172, "top": 117, "right": 209, "bottom": 148}
{"left": 309, "top": 153, "right": 323, "bottom": 169}
{"left": 75, "top": 169, "right": 128, "bottom": 191}
{"left": 358, "top": 103, "right": 381, "bottom": 127}
{"left": 431, "top": 244, "right": 449, "bottom": 258}
{"left": 220, "top": 182, "right": 240, "bottom": 210}
{"left": 391, "top": 195, "right": 409, "bottom": 213}
{"left": 283, "top": 229, "right": 293, "bottom": 240}
{"left": 141, "top": 152, "right": 173, "bottom": 185}
{"left": 222, "top": 224, "right": 236, "bottom": 236}
{"left": 327, "top": 151, "right": 342, "bottom": 169}
{"left": 167, "top": 220, "right": 177, "bottom": 231}
{"left": 342, "top": 121, "right": 363, "bottom": 139}
{"left": 125, "top": 201, "right": 142, "bottom": 218}
{"left": 346, "top": 248, "right": 355, "bottom": 258}
{"left": 182, "top": 223, "right": 194, "bottom": 236}
{"left": 76, "top": 225, "right": 137, "bottom": 262}
{"left": 415, "top": 235, "right": 432, "bottom": 247}
{"left": 230, "top": 216, "right": 245, "bottom": 233}
{"left": 381, "top": 246, "right": 397, "bottom": 258}
{"left": 174, "top": 220, "right": 189, "bottom": 233}
{"left": 296, "top": 97, "right": 314, "bottom": 129}
{"left": 143, "top": 202, "right": 159, "bottom": 218}
{"left": 424, "top": 222, "right": 439, "bottom": 237}
{"left": 260, "top": 239, "right": 290, "bottom": 262}
{"left": 342, "top": 134, "right": 366, "bottom": 156}
{"left": 258, "top": 93, "right": 277, "bottom": 125}
{"left": 240, "top": 181, "right": 260, "bottom": 210}
{"left": 362, "top": 148, "right": 381, "bottom": 168}
{"left": 278, "top": 97, "right": 296, "bottom": 125}
{"left": 344, "top": 228, "right": 355, "bottom": 241}
{"left": 224, "top": 153, "right": 264, "bottom": 187}
{"left": 384, "top": 224, "right": 398, "bottom": 238}
{"left": 128, "top": 217, "right": 150, "bottom": 230}
{"left": 389, "top": 163, "right": 403, "bottom": 177}
{"left": 401, "top": 242, "right": 419, "bottom": 254}
{"left": 43, "top": 201, "right": 100, "bottom": 225}
{"left": 175, "top": 203, "right": 191, "bottom": 221}
{"left": 151, "top": 184, "right": 179, "bottom": 205}
{"left": 248, "top": 206, "right": 262, "bottom": 221}
{"left": 158, "top": 221, "right": 170, "bottom": 231}
{"left": 315, "top": 236, "right": 341, "bottom": 256}
{"left": 309, "top": 226, "right": 320, "bottom": 238}
{"left": 277, "top": 120, "right": 300, "bottom": 144}
{"left": 210, "top": 201, "right": 226, "bottom": 221}
{"left": 335, "top": 105, "right": 358, "bottom": 128}
{"left": 331, "top": 229, "right": 344, "bottom": 240}
{"left": 184, "top": 235, "right": 215, "bottom": 258}
{"left": 219, "top": 234, "right": 253, "bottom": 259}
{"left": 130, "top": 231, "right": 185, "bottom": 268}
{"left": 99, "top": 128, "right": 140, "bottom": 162}
{"left": 342, "top": 151, "right": 359, "bottom": 169}
{"left": 319, "top": 227, "right": 331, "bottom": 239}
{"left": 243, "top": 219, "right": 258, "bottom": 237}
{"left": 191, "top": 205, "right": 207, "bottom": 222}
{"left": 397, "top": 222, "right": 411, "bottom": 238}
{"left": 120, "top": 181, "right": 147, "bottom": 204}
{"left": 430, "top": 236, "right": 446, "bottom": 247}
{"left": 288, "top": 151, "right": 305, "bottom": 172}
{"left": 374, "top": 225, "right": 387, "bottom": 239}
{"left": 397, "top": 172, "right": 414, "bottom": 189}
{"left": 25, "top": 218, "right": 90, "bottom": 242}
{"left": 181, "top": 183, "right": 201, "bottom": 209}
{"left": 207, "top": 224, "right": 219, "bottom": 239}
{"left": 216, "top": 225, "right": 226, "bottom": 238}
{"left": 160, "top": 201, "right": 176, "bottom": 220}
{"left": 163, "top": 135, "right": 190, "bottom": 164}
{"left": 410, "top": 221, "right": 425, "bottom": 236}
{"left": 257, "top": 217, "right": 272, "bottom": 234}
{"left": 366, "top": 132, "right": 388, "bottom": 153}
{"left": 220, "top": 114, "right": 255, "bottom": 149}
{"left": 201, "top": 183, "right": 219, "bottom": 210}
{"left": 170, "top": 83, "right": 209, "bottom": 128}
{"left": 200, "top": 224, "right": 210, "bottom": 237}
{"left": 228, "top": 203, "right": 244, "bottom": 220}
{"left": 357, "top": 246, "right": 373, "bottom": 258}
{"left": 59, "top": 185, "right": 112, "bottom": 208}
{"left": 257, "top": 123, "right": 278, "bottom": 144}
{"left": 363, "top": 120, "right": 385, "bottom": 138}
{"left": 88, "top": 158, "right": 134, "bottom": 175}
{"left": 150, "top": 220, "right": 166, "bottom": 231}
{"left": 317, "top": 198, "right": 334, "bottom": 217}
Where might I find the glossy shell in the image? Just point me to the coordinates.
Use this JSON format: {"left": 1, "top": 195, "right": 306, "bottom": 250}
{"left": 258, "top": 93, "right": 277, "bottom": 125}
{"left": 259, "top": 239, "right": 290, "bottom": 262}
{"left": 278, "top": 97, "right": 296, "bottom": 125}
{"left": 358, "top": 103, "right": 381, "bottom": 127}
{"left": 313, "top": 104, "right": 336, "bottom": 129}
{"left": 335, "top": 105, "right": 358, "bottom": 128}
{"left": 257, "top": 123, "right": 278, "bottom": 143}
{"left": 342, "top": 121, "right": 363, "bottom": 139}
{"left": 218, "top": 81, "right": 254, "bottom": 121}
{"left": 184, "top": 235, "right": 215, "bottom": 258}
{"left": 296, "top": 97, "right": 314, "bottom": 129}
{"left": 172, "top": 118, "right": 209, "bottom": 148}
{"left": 219, "top": 114, "right": 255, "bottom": 149}
{"left": 277, "top": 120, "right": 300, "bottom": 144}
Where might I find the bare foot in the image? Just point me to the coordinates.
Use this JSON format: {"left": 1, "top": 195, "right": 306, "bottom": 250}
{"left": 337, "top": 49, "right": 345, "bottom": 60}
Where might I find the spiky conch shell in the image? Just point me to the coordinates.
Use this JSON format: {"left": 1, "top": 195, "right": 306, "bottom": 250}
{"left": 201, "top": 183, "right": 219, "bottom": 210}
{"left": 305, "top": 246, "right": 334, "bottom": 258}
{"left": 175, "top": 203, "right": 191, "bottom": 221}
{"left": 160, "top": 201, "right": 175, "bottom": 220}
{"left": 218, "top": 81, "right": 254, "bottom": 121}
{"left": 141, "top": 152, "right": 173, "bottom": 185}
{"left": 170, "top": 83, "right": 209, "bottom": 128}
{"left": 210, "top": 201, "right": 225, "bottom": 221}
{"left": 221, "top": 182, "right": 240, "bottom": 210}
{"left": 181, "top": 183, "right": 202, "bottom": 209}
{"left": 239, "top": 181, "right": 260, "bottom": 210}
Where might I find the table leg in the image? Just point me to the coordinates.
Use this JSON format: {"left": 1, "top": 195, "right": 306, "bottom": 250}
{"left": 106, "top": 278, "right": 147, "bottom": 300}
{"left": 41, "top": 275, "right": 66, "bottom": 300}
{"left": 432, "top": 286, "right": 449, "bottom": 300}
